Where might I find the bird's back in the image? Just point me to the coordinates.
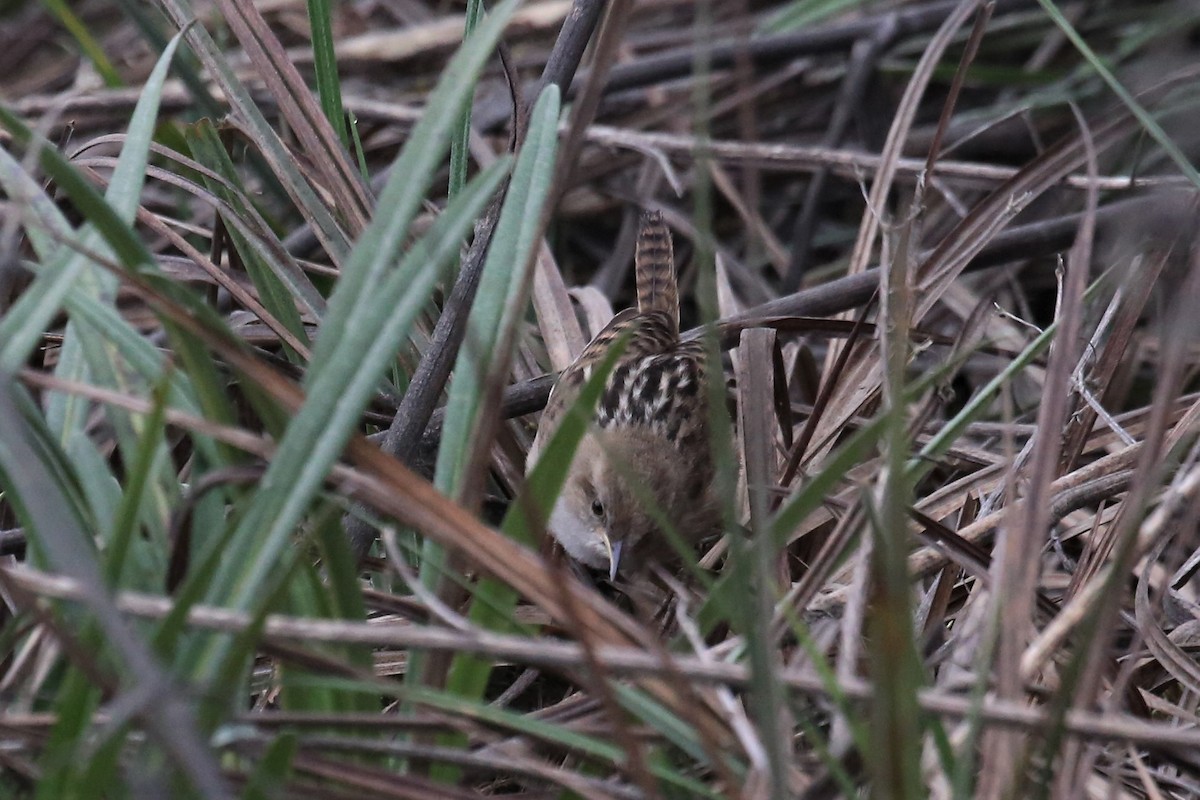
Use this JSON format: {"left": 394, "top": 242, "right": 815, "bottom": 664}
{"left": 528, "top": 208, "right": 718, "bottom": 575}
{"left": 533, "top": 211, "right": 700, "bottom": 453}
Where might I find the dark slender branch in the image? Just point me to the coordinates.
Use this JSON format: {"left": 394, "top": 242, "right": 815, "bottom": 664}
{"left": 736, "top": 195, "right": 1162, "bottom": 328}
{"left": 346, "top": 199, "right": 504, "bottom": 557}
{"left": 783, "top": 15, "right": 899, "bottom": 292}
{"left": 346, "top": 0, "right": 613, "bottom": 558}
{"left": 0, "top": 527, "right": 25, "bottom": 557}
{"left": 570, "top": 0, "right": 1034, "bottom": 98}
{"left": 396, "top": 196, "right": 1163, "bottom": 470}
{"left": 475, "top": 0, "right": 1041, "bottom": 133}
{"left": 549, "top": 0, "right": 636, "bottom": 212}
{"left": 537, "top": 0, "right": 609, "bottom": 98}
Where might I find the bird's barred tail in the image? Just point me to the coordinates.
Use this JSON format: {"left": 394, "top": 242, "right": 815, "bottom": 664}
{"left": 635, "top": 210, "right": 679, "bottom": 334}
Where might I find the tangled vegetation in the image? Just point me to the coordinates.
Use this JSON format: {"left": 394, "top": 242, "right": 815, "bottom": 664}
{"left": 2, "top": 0, "right": 1200, "bottom": 797}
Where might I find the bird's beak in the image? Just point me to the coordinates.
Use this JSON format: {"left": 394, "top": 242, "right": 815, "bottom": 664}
{"left": 608, "top": 540, "right": 623, "bottom": 582}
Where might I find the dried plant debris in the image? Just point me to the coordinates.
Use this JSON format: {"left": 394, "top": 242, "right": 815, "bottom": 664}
{"left": 2, "top": 0, "right": 1200, "bottom": 797}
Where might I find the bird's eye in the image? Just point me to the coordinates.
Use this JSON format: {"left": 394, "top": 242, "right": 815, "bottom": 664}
{"left": 590, "top": 498, "right": 605, "bottom": 519}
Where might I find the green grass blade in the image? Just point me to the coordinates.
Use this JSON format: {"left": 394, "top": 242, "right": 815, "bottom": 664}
{"left": 278, "top": 672, "right": 719, "bottom": 796}
{"left": 187, "top": 160, "right": 509, "bottom": 679}
{"left": 0, "top": 30, "right": 184, "bottom": 372}
{"left": 448, "top": 0, "right": 486, "bottom": 204}
{"left": 433, "top": 84, "right": 563, "bottom": 494}
{"left": 441, "top": 326, "right": 628, "bottom": 684}
{"left": 41, "top": 0, "right": 123, "bottom": 87}
{"left": 762, "top": 0, "right": 876, "bottom": 33}
{"left": 183, "top": 119, "right": 311, "bottom": 358}
{"left": 418, "top": 87, "right": 561, "bottom": 753}
{"left": 241, "top": 733, "right": 297, "bottom": 800}
{"left": 0, "top": 145, "right": 212, "bottom": 440}
{"left": 306, "top": 0, "right": 349, "bottom": 147}
{"left": 103, "top": 375, "right": 172, "bottom": 589}
{"left": 157, "top": 0, "right": 352, "bottom": 260}
{"left": 35, "top": 670, "right": 102, "bottom": 800}
{"left": 1035, "top": 0, "right": 1200, "bottom": 189}
{"left": 0, "top": 379, "right": 228, "bottom": 796}
{"left": 309, "top": 0, "right": 521, "bottom": 377}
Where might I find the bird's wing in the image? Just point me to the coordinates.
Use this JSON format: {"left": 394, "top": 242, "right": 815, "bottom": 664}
{"left": 598, "top": 339, "right": 708, "bottom": 449}
{"left": 529, "top": 309, "right": 679, "bottom": 467}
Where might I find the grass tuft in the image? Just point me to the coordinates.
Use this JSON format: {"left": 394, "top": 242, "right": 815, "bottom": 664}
{"left": 3, "top": 0, "right": 1200, "bottom": 796}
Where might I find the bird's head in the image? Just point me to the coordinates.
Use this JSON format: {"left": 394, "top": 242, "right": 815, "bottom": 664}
{"left": 546, "top": 427, "right": 690, "bottom": 580}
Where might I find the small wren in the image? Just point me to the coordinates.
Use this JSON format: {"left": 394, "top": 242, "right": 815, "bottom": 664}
{"left": 527, "top": 211, "right": 717, "bottom": 580}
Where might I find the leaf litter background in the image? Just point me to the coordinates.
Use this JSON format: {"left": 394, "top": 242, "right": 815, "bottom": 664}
{"left": 2, "top": 0, "right": 1200, "bottom": 797}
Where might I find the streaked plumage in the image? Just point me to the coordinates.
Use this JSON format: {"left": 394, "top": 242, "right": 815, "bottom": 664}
{"left": 527, "top": 211, "right": 717, "bottom": 579}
